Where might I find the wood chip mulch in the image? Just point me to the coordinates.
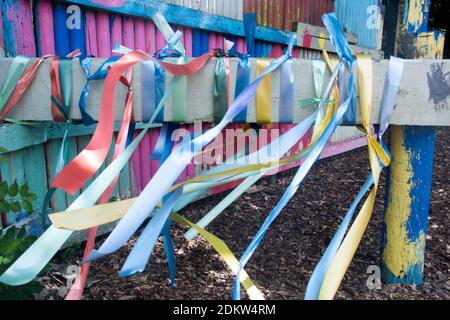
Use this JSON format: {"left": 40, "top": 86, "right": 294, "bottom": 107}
{"left": 38, "top": 128, "right": 450, "bottom": 300}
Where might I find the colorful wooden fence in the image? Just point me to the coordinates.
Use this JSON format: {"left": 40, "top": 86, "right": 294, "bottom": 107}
{"left": 0, "top": 0, "right": 374, "bottom": 232}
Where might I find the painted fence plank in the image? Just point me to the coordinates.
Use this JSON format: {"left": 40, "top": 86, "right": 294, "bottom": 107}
{"left": 22, "top": 144, "right": 48, "bottom": 213}
{"left": 0, "top": 0, "right": 36, "bottom": 56}
{"left": 45, "top": 139, "right": 69, "bottom": 212}
{"left": 144, "top": 20, "right": 156, "bottom": 54}
{"left": 96, "top": 12, "right": 111, "bottom": 58}
{"left": 138, "top": 133, "right": 152, "bottom": 187}
{"left": 0, "top": 4, "right": 4, "bottom": 54}
{"left": 35, "top": 0, "right": 56, "bottom": 55}
{"left": 134, "top": 18, "right": 146, "bottom": 50}
{"left": 53, "top": 2, "right": 70, "bottom": 56}
{"left": 68, "top": 4, "right": 87, "bottom": 58}
{"left": 85, "top": 10, "right": 99, "bottom": 57}
{"left": 0, "top": 148, "right": 26, "bottom": 225}
{"left": 122, "top": 16, "right": 135, "bottom": 49}
{"left": 64, "top": 137, "right": 80, "bottom": 206}
{"left": 130, "top": 131, "right": 142, "bottom": 194}
{"left": 110, "top": 14, "right": 123, "bottom": 52}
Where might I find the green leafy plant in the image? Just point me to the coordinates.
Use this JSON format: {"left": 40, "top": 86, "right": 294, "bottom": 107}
{"left": 0, "top": 179, "right": 42, "bottom": 299}
{"left": 0, "top": 226, "right": 41, "bottom": 300}
{"left": 0, "top": 180, "right": 37, "bottom": 215}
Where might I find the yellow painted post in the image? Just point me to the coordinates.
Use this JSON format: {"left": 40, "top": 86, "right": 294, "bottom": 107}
{"left": 381, "top": 0, "right": 445, "bottom": 285}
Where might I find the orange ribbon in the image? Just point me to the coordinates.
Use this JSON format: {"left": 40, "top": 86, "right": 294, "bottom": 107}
{"left": 66, "top": 69, "right": 134, "bottom": 300}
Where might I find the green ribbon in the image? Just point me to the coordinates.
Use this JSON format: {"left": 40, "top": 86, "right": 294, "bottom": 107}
{"left": 171, "top": 56, "right": 187, "bottom": 122}
{"left": 41, "top": 58, "right": 73, "bottom": 225}
{"left": 301, "top": 98, "right": 334, "bottom": 107}
{"left": 0, "top": 56, "right": 31, "bottom": 114}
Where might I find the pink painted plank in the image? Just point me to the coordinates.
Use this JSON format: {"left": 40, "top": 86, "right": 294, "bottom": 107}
{"left": 138, "top": 133, "right": 152, "bottom": 187}
{"left": 85, "top": 11, "right": 98, "bottom": 57}
{"left": 270, "top": 44, "right": 283, "bottom": 58}
{"left": 184, "top": 27, "right": 193, "bottom": 57}
{"left": 216, "top": 34, "right": 224, "bottom": 49}
{"left": 134, "top": 18, "right": 146, "bottom": 50}
{"left": 5, "top": 0, "right": 36, "bottom": 56}
{"left": 208, "top": 32, "right": 216, "bottom": 50}
{"left": 144, "top": 20, "right": 156, "bottom": 54}
{"left": 36, "top": 0, "right": 55, "bottom": 55}
{"left": 186, "top": 124, "right": 195, "bottom": 179}
{"left": 236, "top": 37, "right": 245, "bottom": 53}
{"left": 96, "top": 12, "right": 111, "bottom": 58}
{"left": 130, "top": 131, "right": 142, "bottom": 194}
{"left": 110, "top": 14, "right": 123, "bottom": 53}
{"left": 122, "top": 16, "right": 135, "bottom": 49}
{"left": 175, "top": 124, "right": 188, "bottom": 183}
{"left": 155, "top": 28, "right": 165, "bottom": 51}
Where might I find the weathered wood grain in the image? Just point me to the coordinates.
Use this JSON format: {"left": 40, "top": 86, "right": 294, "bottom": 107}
{"left": 2, "top": 57, "right": 449, "bottom": 126}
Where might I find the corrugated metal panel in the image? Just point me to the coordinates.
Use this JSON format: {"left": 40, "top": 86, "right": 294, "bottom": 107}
{"left": 164, "top": 0, "right": 244, "bottom": 20}
{"left": 165, "top": 0, "right": 335, "bottom": 29}
{"left": 334, "top": 0, "right": 383, "bottom": 49}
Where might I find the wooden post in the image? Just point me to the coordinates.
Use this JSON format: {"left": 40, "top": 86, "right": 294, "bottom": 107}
{"left": 381, "top": 0, "right": 443, "bottom": 285}
{"left": 381, "top": 126, "right": 436, "bottom": 284}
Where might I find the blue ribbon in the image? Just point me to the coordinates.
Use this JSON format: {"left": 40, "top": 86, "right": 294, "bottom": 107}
{"left": 279, "top": 59, "right": 294, "bottom": 123}
{"left": 141, "top": 60, "right": 156, "bottom": 123}
{"left": 233, "top": 55, "right": 251, "bottom": 122}
{"left": 118, "top": 188, "right": 182, "bottom": 276}
{"left": 233, "top": 60, "right": 349, "bottom": 299}
{"left": 154, "top": 63, "right": 166, "bottom": 123}
{"left": 233, "top": 13, "right": 355, "bottom": 300}
{"left": 79, "top": 56, "right": 120, "bottom": 125}
{"left": 161, "top": 219, "right": 176, "bottom": 288}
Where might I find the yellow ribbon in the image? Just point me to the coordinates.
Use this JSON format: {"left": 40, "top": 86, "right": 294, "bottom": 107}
{"left": 319, "top": 54, "right": 390, "bottom": 299}
{"left": 255, "top": 59, "right": 271, "bottom": 123}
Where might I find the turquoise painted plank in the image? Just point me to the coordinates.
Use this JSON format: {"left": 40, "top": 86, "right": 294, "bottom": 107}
{"left": 0, "top": 153, "right": 15, "bottom": 225}
{"left": 106, "top": 134, "right": 120, "bottom": 200}
{"left": 76, "top": 135, "right": 94, "bottom": 192}
{"left": 0, "top": 122, "right": 162, "bottom": 154}
{"left": 45, "top": 139, "right": 68, "bottom": 212}
{"left": 118, "top": 143, "right": 132, "bottom": 199}
{"left": 58, "top": 0, "right": 296, "bottom": 47}
{"left": 64, "top": 137, "right": 80, "bottom": 206}
{"left": 1, "top": 149, "right": 26, "bottom": 225}
{"left": 23, "top": 144, "right": 48, "bottom": 212}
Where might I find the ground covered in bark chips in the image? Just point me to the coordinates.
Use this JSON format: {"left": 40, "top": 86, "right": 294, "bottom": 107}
{"left": 37, "top": 128, "right": 450, "bottom": 300}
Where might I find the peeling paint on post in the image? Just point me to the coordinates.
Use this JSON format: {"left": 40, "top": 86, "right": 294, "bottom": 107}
{"left": 381, "top": 0, "right": 444, "bottom": 286}
{"left": 381, "top": 126, "right": 436, "bottom": 284}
